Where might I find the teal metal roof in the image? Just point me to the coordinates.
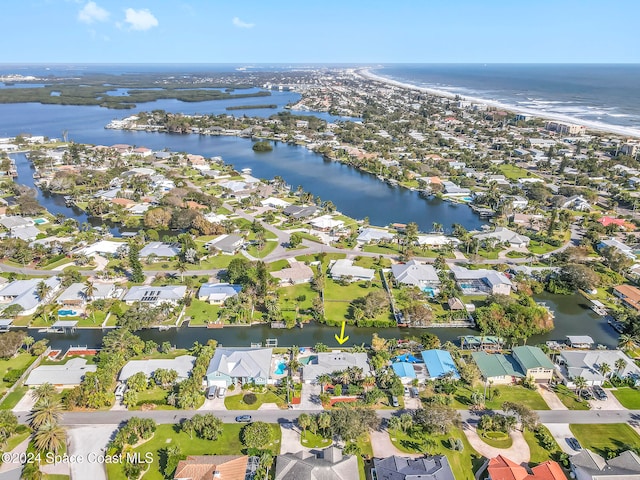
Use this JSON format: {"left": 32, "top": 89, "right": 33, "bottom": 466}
{"left": 471, "top": 352, "right": 525, "bottom": 379}
{"left": 512, "top": 346, "right": 554, "bottom": 371}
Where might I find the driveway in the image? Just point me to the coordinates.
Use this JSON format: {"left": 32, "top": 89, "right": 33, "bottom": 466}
{"left": 537, "top": 384, "right": 567, "bottom": 411}
{"left": 370, "top": 428, "right": 422, "bottom": 458}
{"left": 544, "top": 423, "right": 582, "bottom": 455}
{"left": 198, "top": 396, "right": 226, "bottom": 411}
{"left": 11, "top": 389, "right": 35, "bottom": 413}
{"left": 280, "top": 422, "right": 310, "bottom": 454}
{"left": 589, "top": 391, "right": 626, "bottom": 411}
{"left": 403, "top": 396, "right": 421, "bottom": 409}
{"left": 296, "top": 384, "right": 323, "bottom": 411}
{"left": 67, "top": 425, "right": 120, "bottom": 480}
{"left": 462, "top": 422, "right": 530, "bottom": 464}
{"left": 0, "top": 438, "right": 29, "bottom": 475}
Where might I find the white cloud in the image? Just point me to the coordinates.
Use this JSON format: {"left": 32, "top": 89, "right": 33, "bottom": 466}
{"left": 124, "top": 8, "right": 159, "bottom": 31}
{"left": 232, "top": 17, "right": 254, "bottom": 29}
{"left": 78, "top": 1, "right": 110, "bottom": 24}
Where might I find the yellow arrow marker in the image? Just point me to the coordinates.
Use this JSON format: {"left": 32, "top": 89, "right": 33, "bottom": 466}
{"left": 334, "top": 320, "right": 349, "bottom": 345}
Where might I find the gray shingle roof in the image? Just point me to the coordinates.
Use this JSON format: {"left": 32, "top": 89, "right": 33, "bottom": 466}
{"left": 25, "top": 358, "right": 96, "bottom": 386}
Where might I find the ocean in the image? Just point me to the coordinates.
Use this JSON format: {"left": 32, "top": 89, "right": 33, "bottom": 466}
{"left": 374, "top": 64, "right": 640, "bottom": 136}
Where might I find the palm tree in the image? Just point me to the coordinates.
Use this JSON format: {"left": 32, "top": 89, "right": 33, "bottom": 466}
{"left": 176, "top": 261, "right": 187, "bottom": 282}
{"left": 36, "top": 281, "right": 51, "bottom": 303}
{"left": 599, "top": 362, "right": 611, "bottom": 379}
{"left": 574, "top": 376, "right": 588, "bottom": 399}
{"left": 33, "top": 422, "right": 66, "bottom": 454}
{"left": 618, "top": 334, "right": 638, "bottom": 351}
{"left": 32, "top": 383, "right": 56, "bottom": 405}
{"left": 23, "top": 336, "right": 34, "bottom": 353}
{"left": 29, "top": 399, "right": 63, "bottom": 430}
{"left": 317, "top": 374, "right": 332, "bottom": 393}
{"left": 615, "top": 358, "right": 627, "bottom": 377}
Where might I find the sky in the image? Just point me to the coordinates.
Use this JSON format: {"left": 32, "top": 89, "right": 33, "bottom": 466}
{"left": 1, "top": 0, "right": 639, "bottom": 64}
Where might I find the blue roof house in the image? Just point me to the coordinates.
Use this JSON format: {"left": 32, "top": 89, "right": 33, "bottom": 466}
{"left": 392, "top": 362, "right": 417, "bottom": 384}
{"left": 421, "top": 349, "right": 460, "bottom": 380}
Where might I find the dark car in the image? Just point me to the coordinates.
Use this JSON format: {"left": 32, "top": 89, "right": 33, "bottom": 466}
{"left": 592, "top": 385, "right": 608, "bottom": 400}
{"left": 579, "top": 388, "right": 593, "bottom": 400}
{"left": 567, "top": 437, "right": 582, "bottom": 451}
{"left": 235, "top": 415, "right": 252, "bottom": 423}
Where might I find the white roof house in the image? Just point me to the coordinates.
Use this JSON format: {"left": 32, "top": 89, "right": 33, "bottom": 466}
{"left": 309, "top": 215, "right": 344, "bottom": 231}
{"left": 56, "top": 283, "right": 88, "bottom": 306}
{"left": 25, "top": 358, "right": 97, "bottom": 386}
{"left": 270, "top": 261, "right": 314, "bottom": 285}
{"left": 123, "top": 286, "right": 187, "bottom": 306}
{"left": 329, "top": 259, "right": 375, "bottom": 282}
{"left": 598, "top": 238, "right": 636, "bottom": 260}
{"left": 416, "top": 234, "right": 461, "bottom": 247}
{"left": 205, "top": 347, "right": 273, "bottom": 387}
{"left": 474, "top": 227, "right": 530, "bottom": 248}
{"left": 450, "top": 265, "right": 512, "bottom": 296}
{"left": 559, "top": 350, "right": 640, "bottom": 387}
{"left": 261, "top": 197, "right": 290, "bottom": 208}
{"left": 80, "top": 240, "right": 127, "bottom": 256}
{"left": 0, "top": 216, "right": 34, "bottom": 230}
{"left": 139, "top": 242, "right": 181, "bottom": 258}
{"left": 356, "top": 228, "right": 394, "bottom": 244}
{"left": 391, "top": 260, "right": 440, "bottom": 289}
{"left": 197, "top": 283, "right": 242, "bottom": 304}
{"left": 118, "top": 355, "right": 196, "bottom": 383}
{"left": 0, "top": 277, "right": 61, "bottom": 315}
{"left": 303, "top": 352, "right": 371, "bottom": 384}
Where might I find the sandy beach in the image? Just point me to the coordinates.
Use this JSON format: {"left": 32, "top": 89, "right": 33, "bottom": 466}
{"left": 357, "top": 68, "right": 640, "bottom": 139}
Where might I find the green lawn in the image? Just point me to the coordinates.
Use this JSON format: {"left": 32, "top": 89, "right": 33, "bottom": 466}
{"left": 130, "top": 387, "right": 175, "bottom": 410}
{"left": 389, "top": 427, "right": 483, "bottom": 480}
{"left": 0, "top": 386, "right": 28, "bottom": 410}
{"left": 451, "top": 385, "right": 550, "bottom": 410}
{"left": 278, "top": 283, "right": 317, "bottom": 322}
{"left": 267, "top": 259, "right": 290, "bottom": 272}
{"left": 363, "top": 244, "right": 402, "bottom": 255}
{"left": 0, "top": 353, "right": 37, "bottom": 396}
{"left": 323, "top": 279, "right": 394, "bottom": 326}
{"left": 185, "top": 299, "right": 220, "bottom": 325}
{"left": 300, "top": 430, "right": 332, "bottom": 448}
{"left": 106, "top": 423, "right": 281, "bottom": 480}
{"left": 247, "top": 240, "right": 278, "bottom": 259}
{"left": 224, "top": 390, "right": 286, "bottom": 410}
{"left": 498, "top": 164, "right": 540, "bottom": 181}
{"left": 477, "top": 430, "right": 512, "bottom": 449}
{"left": 5, "top": 425, "right": 31, "bottom": 451}
{"left": 552, "top": 385, "right": 590, "bottom": 410}
{"left": 611, "top": 387, "right": 640, "bottom": 409}
{"left": 570, "top": 423, "right": 640, "bottom": 456}
{"left": 523, "top": 426, "right": 562, "bottom": 465}
{"left": 43, "top": 475, "right": 70, "bottom": 480}
{"left": 353, "top": 256, "right": 391, "bottom": 269}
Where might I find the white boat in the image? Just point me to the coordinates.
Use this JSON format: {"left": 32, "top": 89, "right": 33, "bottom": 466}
{"left": 590, "top": 299, "right": 607, "bottom": 316}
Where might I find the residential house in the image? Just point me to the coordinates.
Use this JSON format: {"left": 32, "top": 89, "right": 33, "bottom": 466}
{"left": 416, "top": 234, "right": 461, "bottom": 248}
{"left": 309, "top": 215, "right": 344, "bottom": 232}
{"left": 302, "top": 351, "right": 371, "bottom": 384}
{"left": 558, "top": 349, "right": 640, "bottom": 387}
{"left": 173, "top": 455, "right": 249, "bottom": 480}
{"left": 450, "top": 265, "right": 513, "bottom": 295}
{"left": 599, "top": 217, "right": 635, "bottom": 231}
{"left": 123, "top": 286, "right": 187, "bottom": 307}
{"left": 329, "top": 259, "right": 375, "bottom": 282}
{"left": 91, "top": 283, "right": 117, "bottom": 300}
{"left": 511, "top": 346, "right": 555, "bottom": 383}
{"left": 56, "top": 283, "right": 88, "bottom": 308}
{"left": 205, "top": 347, "right": 273, "bottom": 388}
{"left": 391, "top": 260, "right": 440, "bottom": 295}
{"left": 372, "top": 455, "right": 455, "bottom": 480}
{"left": 0, "top": 277, "right": 61, "bottom": 315}
{"left": 197, "top": 283, "right": 242, "bottom": 305}
{"left": 270, "top": 261, "right": 314, "bottom": 285}
{"left": 561, "top": 195, "right": 591, "bottom": 211}
{"left": 614, "top": 284, "right": 640, "bottom": 312}
{"left": 0, "top": 216, "right": 40, "bottom": 241}
{"left": 25, "top": 358, "right": 97, "bottom": 387}
{"left": 80, "top": 240, "right": 127, "bottom": 257}
{"left": 275, "top": 447, "right": 358, "bottom": 480}
{"left": 471, "top": 351, "right": 525, "bottom": 384}
{"left": 261, "top": 197, "right": 290, "bottom": 209}
{"left": 511, "top": 213, "right": 545, "bottom": 231}
{"left": 571, "top": 449, "right": 640, "bottom": 479}
{"left": 139, "top": 242, "right": 181, "bottom": 259}
{"left": 282, "top": 205, "right": 318, "bottom": 220}
{"left": 488, "top": 455, "right": 566, "bottom": 480}
{"left": 509, "top": 196, "right": 529, "bottom": 210}
{"left": 473, "top": 227, "right": 530, "bottom": 248}
{"left": 421, "top": 349, "right": 460, "bottom": 380}
{"left": 356, "top": 227, "right": 394, "bottom": 244}
{"left": 118, "top": 355, "right": 196, "bottom": 383}
{"left": 391, "top": 362, "right": 418, "bottom": 385}
{"left": 599, "top": 238, "right": 636, "bottom": 260}
{"left": 207, "top": 234, "right": 244, "bottom": 255}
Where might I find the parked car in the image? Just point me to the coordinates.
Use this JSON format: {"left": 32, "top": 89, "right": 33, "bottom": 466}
{"left": 579, "top": 388, "right": 593, "bottom": 400}
{"left": 114, "top": 383, "right": 127, "bottom": 400}
{"left": 592, "top": 385, "right": 608, "bottom": 400}
{"left": 391, "top": 396, "right": 399, "bottom": 407}
{"left": 235, "top": 415, "right": 252, "bottom": 422}
{"left": 217, "top": 386, "right": 227, "bottom": 398}
{"left": 567, "top": 437, "right": 582, "bottom": 451}
{"left": 206, "top": 386, "right": 217, "bottom": 400}
{"left": 403, "top": 386, "right": 410, "bottom": 397}
{"left": 410, "top": 387, "right": 419, "bottom": 398}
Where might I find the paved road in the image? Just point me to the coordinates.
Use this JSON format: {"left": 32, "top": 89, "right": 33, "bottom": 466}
{"left": 15, "top": 408, "right": 640, "bottom": 427}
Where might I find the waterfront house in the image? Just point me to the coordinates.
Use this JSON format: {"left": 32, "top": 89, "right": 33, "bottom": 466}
{"left": 80, "top": 240, "right": 127, "bottom": 257}
{"left": 302, "top": 351, "right": 371, "bottom": 384}
{"left": 275, "top": 447, "right": 358, "bottom": 480}
{"left": 139, "top": 242, "right": 181, "bottom": 259}
{"left": 391, "top": 362, "right": 418, "bottom": 385}
{"left": 25, "top": 358, "right": 96, "bottom": 387}
{"left": 598, "top": 238, "right": 636, "bottom": 260}
{"left": 511, "top": 346, "right": 555, "bottom": 383}
{"left": 570, "top": 449, "right": 640, "bottom": 479}
{"left": 123, "top": 286, "right": 187, "bottom": 307}
{"left": 356, "top": 227, "right": 394, "bottom": 244}
{"left": 391, "top": 260, "right": 440, "bottom": 295}
{"left": 282, "top": 205, "right": 318, "bottom": 219}
{"left": 309, "top": 215, "right": 344, "bottom": 232}
{"left": 205, "top": 347, "right": 273, "bottom": 388}
{"left": 329, "top": 259, "right": 375, "bottom": 282}
{"left": 90, "top": 282, "right": 117, "bottom": 301}
{"left": 416, "top": 234, "right": 461, "bottom": 248}
{"left": 488, "top": 455, "right": 566, "bottom": 480}
{"left": 0, "top": 277, "right": 61, "bottom": 316}
{"left": 197, "top": 283, "right": 242, "bottom": 305}
{"left": 471, "top": 351, "right": 525, "bottom": 384}
{"left": 118, "top": 355, "right": 195, "bottom": 383}
{"left": 473, "top": 227, "right": 530, "bottom": 248}
{"left": 421, "top": 349, "right": 460, "bottom": 380}
{"left": 614, "top": 284, "right": 640, "bottom": 312}
{"left": 558, "top": 349, "right": 640, "bottom": 388}
{"left": 206, "top": 234, "right": 244, "bottom": 255}
{"left": 270, "top": 261, "right": 314, "bottom": 285}
{"left": 173, "top": 455, "right": 249, "bottom": 480}
{"left": 56, "top": 283, "right": 88, "bottom": 309}
{"left": 450, "top": 265, "right": 512, "bottom": 295}
{"left": 372, "top": 455, "right": 455, "bottom": 480}
{"left": 0, "top": 215, "right": 40, "bottom": 241}
{"left": 261, "top": 197, "right": 290, "bottom": 209}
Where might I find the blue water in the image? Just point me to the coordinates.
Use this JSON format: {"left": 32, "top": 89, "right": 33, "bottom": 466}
{"left": 375, "top": 64, "right": 640, "bottom": 133}
{"left": 274, "top": 362, "right": 286, "bottom": 375}
{"left": 58, "top": 310, "right": 78, "bottom": 317}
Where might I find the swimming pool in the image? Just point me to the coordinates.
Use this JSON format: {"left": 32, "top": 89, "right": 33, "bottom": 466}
{"left": 422, "top": 287, "right": 437, "bottom": 297}
{"left": 34, "top": 218, "right": 48, "bottom": 225}
{"left": 274, "top": 361, "right": 287, "bottom": 375}
{"left": 58, "top": 309, "right": 78, "bottom": 317}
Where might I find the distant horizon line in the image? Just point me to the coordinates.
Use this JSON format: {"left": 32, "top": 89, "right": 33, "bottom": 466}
{"left": 1, "top": 62, "right": 640, "bottom": 66}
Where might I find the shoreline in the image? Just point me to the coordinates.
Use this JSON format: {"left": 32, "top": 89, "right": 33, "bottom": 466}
{"left": 357, "top": 68, "right": 640, "bottom": 139}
